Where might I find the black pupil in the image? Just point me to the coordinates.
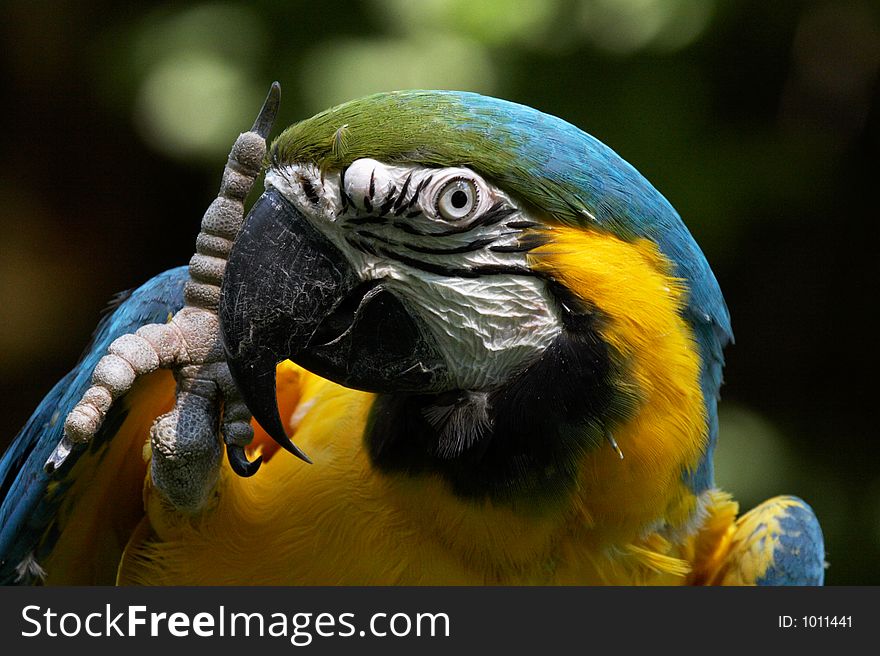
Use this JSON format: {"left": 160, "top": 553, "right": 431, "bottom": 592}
{"left": 450, "top": 190, "right": 468, "bottom": 209}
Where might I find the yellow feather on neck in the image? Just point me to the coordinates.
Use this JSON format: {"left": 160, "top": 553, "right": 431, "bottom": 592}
{"left": 122, "top": 226, "right": 716, "bottom": 585}
{"left": 529, "top": 226, "right": 708, "bottom": 545}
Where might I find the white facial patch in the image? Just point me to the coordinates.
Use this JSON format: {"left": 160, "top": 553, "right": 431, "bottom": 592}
{"left": 266, "top": 159, "right": 562, "bottom": 392}
{"left": 389, "top": 275, "right": 560, "bottom": 390}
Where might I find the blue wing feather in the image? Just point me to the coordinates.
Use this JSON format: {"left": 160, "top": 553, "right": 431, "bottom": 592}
{"left": 0, "top": 266, "right": 188, "bottom": 584}
{"left": 754, "top": 497, "right": 826, "bottom": 586}
{"left": 718, "top": 495, "right": 826, "bottom": 586}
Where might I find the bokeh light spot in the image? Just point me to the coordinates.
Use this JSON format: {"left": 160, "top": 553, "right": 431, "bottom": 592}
{"left": 300, "top": 34, "right": 496, "bottom": 113}
{"left": 372, "top": 0, "right": 562, "bottom": 46}
{"left": 132, "top": 3, "right": 266, "bottom": 70}
{"left": 578, "top": 0, "right": 714, "bottom": 55}
{"left": 134, "top": 54, "right": 259, "bottom": 160}
{"left": 128, "top": 3, "right": 267, "bottom": 160}
{"left": 714, "top": 404, "right": 796, "bottom": 507}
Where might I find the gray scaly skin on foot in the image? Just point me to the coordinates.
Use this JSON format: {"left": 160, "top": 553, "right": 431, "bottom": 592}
{"left": 45, "top": 83, "right": 282, "bottom": 512}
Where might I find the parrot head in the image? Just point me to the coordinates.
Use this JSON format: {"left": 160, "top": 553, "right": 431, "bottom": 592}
{"left": 220, "top": 90, "right": 732, "bottom": 504}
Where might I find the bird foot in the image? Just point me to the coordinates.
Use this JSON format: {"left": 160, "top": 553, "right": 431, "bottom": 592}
{"left": 44, "top": 84, "right": 282, "bottom": 512}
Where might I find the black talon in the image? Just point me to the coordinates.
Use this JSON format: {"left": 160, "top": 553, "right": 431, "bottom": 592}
{"left": 226, "top": 443, "right": 264, "bottom": 477}
{"left": 224, "top": 351, "right": 313, "bottom": 464}
{"left": 251, "top": 82, "right": 281, "bottom": 139}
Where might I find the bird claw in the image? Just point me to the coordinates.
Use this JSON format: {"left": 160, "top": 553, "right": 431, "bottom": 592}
{"left": 44, "top": 437, "right": 73, "bottom": 474}
{"left": 226, "top": 444, "right": 263, "bottom": 477}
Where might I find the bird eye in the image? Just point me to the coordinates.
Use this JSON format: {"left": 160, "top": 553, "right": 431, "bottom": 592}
{"left": 435, "top": 178, "right": 479, "bottom": 221}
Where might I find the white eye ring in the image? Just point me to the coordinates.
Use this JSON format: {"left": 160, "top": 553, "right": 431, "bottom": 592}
{"left": 435, "top": 177, "right": 479, "bottom": 221}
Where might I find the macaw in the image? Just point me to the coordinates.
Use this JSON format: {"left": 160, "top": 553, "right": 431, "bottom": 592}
{"left": 0, "top": 84, "right": 825, "bottom": 585}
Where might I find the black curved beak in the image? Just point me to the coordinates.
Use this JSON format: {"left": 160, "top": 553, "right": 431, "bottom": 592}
{"left": 219, "top": 189, "right": 448, "bottom": 460}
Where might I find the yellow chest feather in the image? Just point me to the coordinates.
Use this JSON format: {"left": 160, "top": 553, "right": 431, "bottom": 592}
{"left": 123, "top": 228, "right": 711, "bottom": 585}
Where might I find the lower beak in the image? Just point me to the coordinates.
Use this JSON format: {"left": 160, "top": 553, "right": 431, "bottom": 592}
{"left": 219, "top": 189, "right": 448, "bottom": 460}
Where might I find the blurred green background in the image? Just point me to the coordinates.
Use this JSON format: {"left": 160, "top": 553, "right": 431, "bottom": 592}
{"left": 0, "top": 0, "right": 876, "bottom": 583}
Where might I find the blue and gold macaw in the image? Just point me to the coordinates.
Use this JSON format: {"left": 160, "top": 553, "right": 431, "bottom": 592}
{"left": 0, "top": 85, "right": 825, "bottom": 585}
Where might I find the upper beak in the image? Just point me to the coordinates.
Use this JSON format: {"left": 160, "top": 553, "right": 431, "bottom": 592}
{"left": 219, "top": 188, "right": 448, "bottom": 460}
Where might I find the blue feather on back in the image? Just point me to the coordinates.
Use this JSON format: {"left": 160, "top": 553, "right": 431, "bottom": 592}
{"left": 0, "top": 266, "right": 188, "bottom": 583}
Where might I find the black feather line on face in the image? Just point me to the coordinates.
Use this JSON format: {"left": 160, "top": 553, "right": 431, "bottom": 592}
{"left": 301, "top": 176, "right": 320, "bottom": 205}
{"left": 406, "top": 237, "right": 498, "bottom": 255}
{"left": 393, "top": 172, "right": 414, "bottom": 213}
{"left": 377, "top": 185, "right": 397, "bottom": 217}
{"left": 345, "top": 234, "right": 380, "bottom": 257}
{"left": 375, "top": 247, "right": 535, "bottom": 278}
{"left": 489, "top": 231, "right": 550, "bottom": 254}
{"left": 341, "top": 197, "right": 539, "bottom": 274}
{"left": 339, "top": 166, "right": 354, "bottom": 213}
{"left": 394, "top": 202, "right": 516, "bottom": 238}
{"left": 365, "top": 286, "right": 638, "bottom": 507}
{"left": 352, "top": 230, "right": 497, "bottom": 256}
{"left": 506, "top": 219, "right": 541, "bottom": 230}
{"left": 345, "top": 215, "right": 389, "bottom": 226}
{"left": 403, "top": 175, "right": 432, "bottom": 213}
